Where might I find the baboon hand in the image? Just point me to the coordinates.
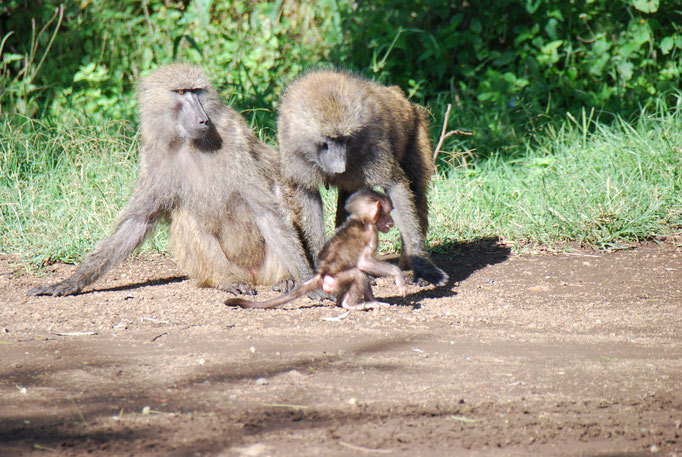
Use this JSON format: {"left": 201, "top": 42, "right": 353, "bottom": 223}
{"left": 410, "top": 256, "right": 448, "bottom": 287}
{"left": 29, "top": 280, "right": 82, "bottom": 297}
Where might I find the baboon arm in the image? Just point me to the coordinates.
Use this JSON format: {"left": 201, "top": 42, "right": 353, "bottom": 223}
{"left": 357, "top": 256, "right": 407, "bottom": 297}
{"left": 386, "top": 182, "right": 447, "bottom": 286}
{"left": 385, "top": 181, "right": 426, "bottom": 258}
{"left": 294, "top": 186, "right": 326, "bottom": 263}
{"left": 29, "top": 185, "right": 166, "bottom": 296}
{"left": 242, "top": 190, "right": 313, "bottom": 283}
{"left": 335, "top": 189, "right": 352, "bottom": 227}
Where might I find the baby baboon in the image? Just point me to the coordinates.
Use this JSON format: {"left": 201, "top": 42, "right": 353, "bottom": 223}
{"left": 30, "top": 63, "right": 311, "bottom": 297}
{"left": 277, "top": 70, "right": 447, "bottom": 286}
{"left": 226, "top": 189, "right": 407, "bottom": 310}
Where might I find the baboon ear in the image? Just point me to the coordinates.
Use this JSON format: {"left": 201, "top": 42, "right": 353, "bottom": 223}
{"left": 370, "top": 201, "right": 381, "bottom": 222}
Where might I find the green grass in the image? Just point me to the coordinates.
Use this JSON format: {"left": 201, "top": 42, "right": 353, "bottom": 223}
{"left": 1, "top": 104, "right": 680, "bottom": 268}
{"left": 0, "top": 116, "right": 168, "bottom": 264}
{"left": 429, "top": 105, "right": 682, "bottom": 249}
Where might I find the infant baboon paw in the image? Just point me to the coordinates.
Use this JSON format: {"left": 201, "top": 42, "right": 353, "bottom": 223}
{"left": 363, "top": 300, "right": 391, "bottom": 310}
{"left": 342, "top": 300, "right": 390, "bottom": 311}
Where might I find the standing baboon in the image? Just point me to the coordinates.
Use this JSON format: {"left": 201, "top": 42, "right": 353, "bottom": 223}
{"left": 276, "top": 70, "right": 447, "bottom": 286}
{"left": 226, "top": 189, "right": 406, "bottom": 310}
{"left": 30, "top": 63, "right": 312, "bottom": 297}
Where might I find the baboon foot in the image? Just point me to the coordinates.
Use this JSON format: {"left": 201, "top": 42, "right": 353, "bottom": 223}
{"left": 342, "top": 300, "right": 390, "bottom": 311}
{"left": 219, "top": 282, "right": 256, "bottom": 296}
{"left": 272, "top": 278, "right": 296, "bottom": 293}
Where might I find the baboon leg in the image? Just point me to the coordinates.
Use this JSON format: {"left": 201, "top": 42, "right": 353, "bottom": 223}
{"left": 386, "top": 177, "right": 426, "bottom": 259}
{"left": 335, "top": 189, "right": 352, "bottom": 228}
{"left": 338, "top": 269, "right": 389, "bottom": 310}
{"left": 242, "top": 182, "right": 314, "bottom": 285}
{"left": 406, "top": 114, "right": 433, "bottom": 237}
{"left": 292, "top": 185, "right": 326, "bottom": 265}
{"left": 386, "top": 179, "right": 447, "bottom": 286}
{"left": 404, "top": 171, "right": 430, "bottom": 238}
{"left": 337, "top": 269, "right": 366, "bottom": 310}
{"left": 170, "top": 215, "right": 255, "bottom": 295}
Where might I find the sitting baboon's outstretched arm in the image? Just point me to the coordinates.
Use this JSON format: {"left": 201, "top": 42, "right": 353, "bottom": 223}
{"left": 29, "top": 180, "right": 168, "bottom": 296}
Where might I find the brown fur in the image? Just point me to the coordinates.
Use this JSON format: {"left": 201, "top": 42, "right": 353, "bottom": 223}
{"left": 226, "top": 189, "right": 406, "bottom": 310}
{"left": 29, "top": 63, "right": 311, "bottom": 297}
{"left": 276, "top": 70, "right": 447, "bottom": 286}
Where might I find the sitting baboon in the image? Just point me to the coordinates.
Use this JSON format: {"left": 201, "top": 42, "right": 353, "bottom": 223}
{"left": 30, "top": 63, "right": 311, "bottom": 297}
{"left": 276, "top": 70, "right": 447, "bottom": 286}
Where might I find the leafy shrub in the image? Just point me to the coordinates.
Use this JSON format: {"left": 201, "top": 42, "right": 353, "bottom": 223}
{"left": 335, "top": 0, "right": 682, "bottom": 156}
{"left": 2, "top": 0, "right": 681, "bottom": 159}
{"left": 0, "top": 0, "right": 343, "bottom": 135}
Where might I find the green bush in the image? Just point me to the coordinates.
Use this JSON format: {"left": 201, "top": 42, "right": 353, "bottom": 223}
{"left": 335, "top": 0, "right": 682, "bottom": 156}
{"left": 0, "top": 0, "right": 343, "bottom": 136}
{"left": 1, "top": 1, "right": 681, "bottom": 158}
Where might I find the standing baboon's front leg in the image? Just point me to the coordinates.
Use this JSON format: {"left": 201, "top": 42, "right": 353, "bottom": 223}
{"left": 293, "top": 186, "right": 326, "bottom": 266}
{"left": 386, "top": 180, "right": 448, "bottom": 287}
{"left": 335, "top": 189, "right": 352, "bottom": 228}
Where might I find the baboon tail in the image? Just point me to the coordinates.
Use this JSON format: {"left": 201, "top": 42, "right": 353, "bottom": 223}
{"left": 225, "top": 276, "right": 321, "bottom": 309}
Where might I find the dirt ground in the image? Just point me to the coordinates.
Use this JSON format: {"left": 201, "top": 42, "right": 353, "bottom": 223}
{"left": 1, "top": 239, "right": 680, "bottom": 457}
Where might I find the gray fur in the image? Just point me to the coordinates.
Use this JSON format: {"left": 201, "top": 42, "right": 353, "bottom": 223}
{"left": 30, "top": 63, "right": 312, "bottom": 296}
{"left": 276, "top": 70, "right": 447, "bottom": 286}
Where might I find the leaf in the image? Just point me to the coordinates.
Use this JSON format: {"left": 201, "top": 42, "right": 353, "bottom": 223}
{"left": 660, "top": 36, "right": 674, "bottom": 55}
{"left": 3, "top": 53, "right": 23, "bottom": 63}
{"left": 469, "top": 18, "right": 482, "bottom": 35}
{"left": 73, "top": 62, "right": 96, "bottom": 82}
{"left": 617, "top": 61, "right": 634, "bottom": 81}
{"left": 525, "top": 0, "right": 541, "bottom": 14}
{"left": 631, "top": 0, "right": 659, "bottom": 13}
{"left": 541, "top": 40, "right": 563, "bottom": 54}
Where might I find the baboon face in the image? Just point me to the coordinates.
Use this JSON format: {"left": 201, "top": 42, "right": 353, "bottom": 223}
{"left": 346, "top": 190, "right": 395, "bottom": 233}
{"left": 315, "top": 136, "right": 351, "bottom": 175}
{"left": 375, "top": 200, "right": 394, "bottom": 233}
{"left": 138, "top": 64, "right": 218, "bottom": 143}
{"left": 172, "top": 88, "right": 211, "bottom": 139}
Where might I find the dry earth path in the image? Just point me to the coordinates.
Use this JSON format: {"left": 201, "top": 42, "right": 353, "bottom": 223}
{"left": 1, "top": 240, "right": 680, "bottom": 456}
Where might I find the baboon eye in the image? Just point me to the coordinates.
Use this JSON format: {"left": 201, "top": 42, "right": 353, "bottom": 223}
{"left": 177, "top": 89, "right": 186, "bottom": 95}
{"left": 318, "top": 142, "right": 329, "bottom": 152}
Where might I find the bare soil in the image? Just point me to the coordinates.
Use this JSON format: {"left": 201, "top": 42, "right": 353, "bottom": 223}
{"left": 1, "top": 239, "right": 681, "bottom": 457}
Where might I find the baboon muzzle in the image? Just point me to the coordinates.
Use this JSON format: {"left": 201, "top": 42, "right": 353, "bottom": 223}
{"left": 318, "top": 143, "right": 347, "bottom": 175}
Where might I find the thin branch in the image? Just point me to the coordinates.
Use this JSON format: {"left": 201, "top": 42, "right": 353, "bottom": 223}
{"left": 432, "top": 103, "right": 472, "bottom": 169}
